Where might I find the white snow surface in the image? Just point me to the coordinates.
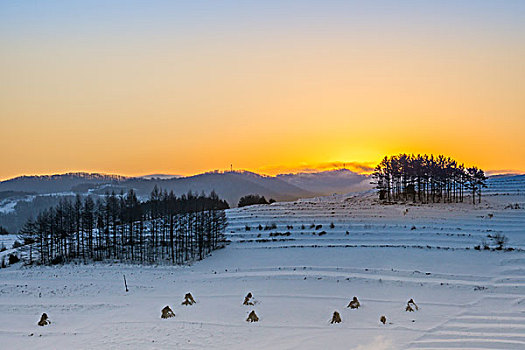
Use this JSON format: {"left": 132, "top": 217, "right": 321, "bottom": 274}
{"left": 1, "top": 188, "right": 524, "bottom": 349}
{"left": 0, "top": 199, "right": 19, "bottom": 214}
{"left": 0, "top": 234, "right": 19, "bottom": 250}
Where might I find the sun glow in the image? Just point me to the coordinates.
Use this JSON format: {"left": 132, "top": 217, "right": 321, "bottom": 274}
{"left": 1, "top": 1, "right": 524, "bottom": 180}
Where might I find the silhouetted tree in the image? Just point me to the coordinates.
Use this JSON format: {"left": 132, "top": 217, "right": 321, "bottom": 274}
{"left": 238, "top": 194, "right": 269, "bottom": 207}
{"left": 372, "top": 153, "right": 486, "bottom": 204}
{"left": 17, "top": 188, "right": 229, "bottom": 265}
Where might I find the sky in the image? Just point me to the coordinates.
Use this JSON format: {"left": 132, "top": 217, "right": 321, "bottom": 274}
{"left": 1, "top": 0, "right": 524, "bottom": 180}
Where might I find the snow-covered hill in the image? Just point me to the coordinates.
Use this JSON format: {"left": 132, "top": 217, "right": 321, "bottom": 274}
{"left": 0, "top": 181, "right": 524, "bottom": 349}
{"left": 486, "top": 174, "right": 525, "bottom": 195}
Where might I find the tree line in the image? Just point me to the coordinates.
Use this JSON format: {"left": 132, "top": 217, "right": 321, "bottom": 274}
{"left": 238, "top": 194, "right": 275, "bottom": 207}
{"left": 372, "top": 154, "right": 487, "bottom": 204}
{"left": 17, "top": 186, "right": 229, "bottom": 265}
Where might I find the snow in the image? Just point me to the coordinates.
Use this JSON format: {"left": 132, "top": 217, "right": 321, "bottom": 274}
{"left": 0, "top": 185, "right": 524, "bottom": 349}
{"left": 0, "top": 191, "right": 76, "bottom": 214}
{"left": 0, "top": 199, "right": 19, "bottom": 214}
{"left": 0, "top": 234, "right": 19, "bottom": 250}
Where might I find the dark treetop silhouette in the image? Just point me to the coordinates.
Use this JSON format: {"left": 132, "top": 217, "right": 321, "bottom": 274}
{"left": 18, "top": 186, "right": 228, "bottom": 265}
{"left": 372, "top": 154, "right": 487, "bottom": 204}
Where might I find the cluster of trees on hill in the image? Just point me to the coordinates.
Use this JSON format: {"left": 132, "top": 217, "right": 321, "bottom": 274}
{"left": 372, "top": 154, "right": 487, "bottom": 204}
{"left": 238, "top": 194, "right": 275, "bottom": 207}
{"left": 17, "top": 186, "right": 229, "bottom": 265}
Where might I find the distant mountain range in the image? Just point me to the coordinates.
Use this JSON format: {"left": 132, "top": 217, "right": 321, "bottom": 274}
{"left": 0, "top": 172, "right": 127, "bottom": 194}
{"left": 0, "top": 169, "right": 368, "bottom": 204}
{"left": 0, "top": 169, "right": 369, "bottom": 233}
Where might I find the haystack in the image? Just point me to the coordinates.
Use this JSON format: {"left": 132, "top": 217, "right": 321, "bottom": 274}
{"left": 347, "top": 296, "right": 360, "bottom": 309}
{"left": 243, "top": 292, "right": 254, "bottom": 306}
{"left": 182, "top": 292, "right": 196, "bottom": 305}
{"left": 407, "top": 298, "right": 419, "bottom": 310}
{"left": 380, "top": 315, "right": 387, "bottom": 324}
{"left": 161, "top": 306, "right": 175, "bottom": 319}
{"left": 246, "top": 310, "right": 259, "bottom": 322}
{"left": 37, "top": 313, "right": 50, "bottom": 326}
{"left": 330, "top": 311, "right": 342, "bottom": 324}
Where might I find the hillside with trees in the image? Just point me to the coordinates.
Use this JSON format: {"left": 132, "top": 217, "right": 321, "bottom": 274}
{"left": 0, "top": 171, "right": 316, "bottom": 233}
{"left": 372, "top": 154, "right": 487, "bottom": 204}
{"left": 17, "top": 187, "right": 229, "bottom": 265}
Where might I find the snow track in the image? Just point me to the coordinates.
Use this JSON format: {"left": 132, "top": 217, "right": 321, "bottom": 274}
{"left": 408, "top": 256, "right": 525, "bottom": 350}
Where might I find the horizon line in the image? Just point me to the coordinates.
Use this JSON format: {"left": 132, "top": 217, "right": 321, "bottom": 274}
{"left": 0, "top": 167, "right": 369, "bottom": 182}
{"left": 1, "top": 167, "right": 524, "bottom": 183}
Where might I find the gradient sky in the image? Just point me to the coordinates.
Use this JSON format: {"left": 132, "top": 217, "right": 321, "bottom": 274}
{"left": 1, "top": 1, "right": 524, "bottom": 180}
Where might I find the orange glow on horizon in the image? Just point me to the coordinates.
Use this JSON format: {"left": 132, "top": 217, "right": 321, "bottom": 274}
{"left": 1, "top": 2, "right": 524, "bottom": 180}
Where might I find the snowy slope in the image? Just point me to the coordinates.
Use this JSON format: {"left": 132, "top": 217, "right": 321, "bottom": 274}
{"left": 486, "top": 174, "right": 525, "bottom": 195}
{"left": 277, "top": 169, "right": 370, "bottom": 195}
{"left": 0, "top": 234, "right": 18, "bottom": 250}
{"left": 0, "top": 185, "right": 524, "bottom": 349}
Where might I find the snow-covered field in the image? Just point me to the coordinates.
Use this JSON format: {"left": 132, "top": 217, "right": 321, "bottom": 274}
{"left": 1, "top": 178, "right": 524, "bottom": 349}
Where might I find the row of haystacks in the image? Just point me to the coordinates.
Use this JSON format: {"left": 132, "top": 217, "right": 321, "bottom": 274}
{"left": 35, "top": 293, "right": 420, "bottom": 327}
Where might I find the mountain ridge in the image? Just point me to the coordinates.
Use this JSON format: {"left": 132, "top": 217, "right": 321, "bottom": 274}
{"left": 0, "top": 169, "right": 368, "bottom": 208}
